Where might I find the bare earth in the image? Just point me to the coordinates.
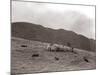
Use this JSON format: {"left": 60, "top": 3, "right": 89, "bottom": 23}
{"left": 11, "top": 37, "right": 96, "bottom": 74}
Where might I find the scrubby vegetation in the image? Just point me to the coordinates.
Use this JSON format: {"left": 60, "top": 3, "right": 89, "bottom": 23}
{"left": 11, "top": 37, "right": 96, "bottom": 74}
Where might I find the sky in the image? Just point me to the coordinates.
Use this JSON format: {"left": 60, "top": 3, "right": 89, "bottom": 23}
{"left": 12, "top": 1, "right": 95, "bottom": 39}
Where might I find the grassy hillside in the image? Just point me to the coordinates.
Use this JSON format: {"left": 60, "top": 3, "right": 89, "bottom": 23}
{"left": 11, "top": 22, "right": 96, "bottom": 52}
{"left": 11, "top": 37, "right": 96, "bottom": 74}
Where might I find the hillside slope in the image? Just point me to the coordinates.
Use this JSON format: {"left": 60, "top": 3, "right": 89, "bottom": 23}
{"left": 11, "top": 22, "right": 96, "bottom": 51}
{"left": 11, "top": 37, "right": 96, "bottom": 74}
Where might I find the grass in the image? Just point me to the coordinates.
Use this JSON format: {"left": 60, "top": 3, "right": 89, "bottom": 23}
{"left": 11, "top": 37, "right": 96, "bottom": 74}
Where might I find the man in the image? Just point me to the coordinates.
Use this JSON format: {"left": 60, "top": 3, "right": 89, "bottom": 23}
{"left": 67, "top": 42, "right": 74, "bottom": 52}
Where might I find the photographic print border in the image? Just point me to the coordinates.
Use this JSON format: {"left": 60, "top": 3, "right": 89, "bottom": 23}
{"left": 10, "top": 0, "right": 96, "bottom": 74}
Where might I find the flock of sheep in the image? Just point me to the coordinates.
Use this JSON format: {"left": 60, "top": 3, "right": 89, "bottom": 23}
{"left": 31, "top": 42, "right": 91, "bottom": 63}
{"left": 31, "top": 42, "right": 75, "bottom": 58}
{"left": 46, "top": 42, "right": 74, "bottom": 53}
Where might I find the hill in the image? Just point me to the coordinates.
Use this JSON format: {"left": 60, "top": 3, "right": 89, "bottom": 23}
{"left": 11, "top": 22, "right": 96, "bottom": 51}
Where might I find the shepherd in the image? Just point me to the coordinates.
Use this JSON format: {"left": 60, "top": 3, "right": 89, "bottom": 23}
{"left": 67, "top": 42, "right": 74, "bottom": 52}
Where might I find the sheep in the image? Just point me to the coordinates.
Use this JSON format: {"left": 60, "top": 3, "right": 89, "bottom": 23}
{"left": 46, "top": 43, "right": 56, "bottom": 51}
{"left": 83, "top": 57, "right": 89, "bottom": 63}
{"left": 21, "top": 45, "right": 27, "bottom": 47}
{"left": 54, "top": 57, "right": 59, "bottom": 61}
{"left": 32, "top": 54, "right": 39, "bottom": 57}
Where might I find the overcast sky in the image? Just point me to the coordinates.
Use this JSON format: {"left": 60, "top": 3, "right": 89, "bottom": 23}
{"left": 12, "top": 1, "right": 95, "bottom": 39}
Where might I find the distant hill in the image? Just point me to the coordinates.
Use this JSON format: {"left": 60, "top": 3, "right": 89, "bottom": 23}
{"left": 11, "top": 22, "right": 96, "bottom": 52}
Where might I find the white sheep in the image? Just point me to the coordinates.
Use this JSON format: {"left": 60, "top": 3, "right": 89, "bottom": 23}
{"left": 46, "top": 43, "right": 58, "bottom": 51}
